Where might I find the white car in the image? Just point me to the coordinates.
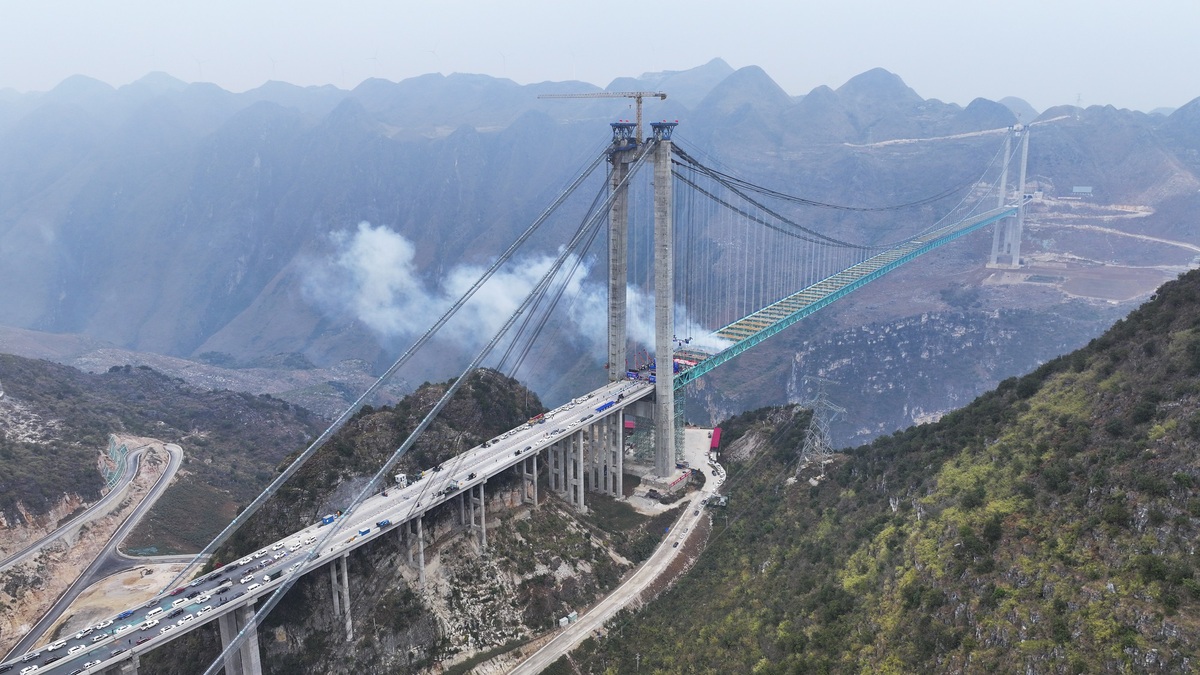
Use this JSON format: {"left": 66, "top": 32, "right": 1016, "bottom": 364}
{"left": 114, "top": 624, "right": 133, "bottom": 635}
{"left": 196, "top": 593, "right": 211, "bottom": 603}
{"left": 91, "top": 633, "right": 113, "bottom": 643}
{"left": 93, "top": 619, "right": 113, "bottom": 629}
{"left": 196, "top": 606, "right": 214, "bottom": 617}
{"left": 84, "top": 661, "right": 102, "bottom": 668}
{"left": 246, "top": 583, "right": 262, "bottom": 592}
{"left": 46, "top": 639, "right": 67, "bottom": 651}
{"left": 177, "top": 613, "right": 195, "bottom": 624}
{"left": 68, "top": 644, "right": 87, "bottom": 655}
{"left": 240, "top": 575, "right": 255, "bottom": 584}
{"left": 19, "top": 665, "right": 39, "bottom": 674}
{"left": 140, "top": 619, "right": 159, "bottom": 630}
{"left": 271, "top": 543, "right": 284, "bottom": 551}
{"left": 160, "top": 624, "right": 177, "bottom": 634}
{"left": 273, "top": 552, "right": 286, "bottom": 560}
{"left": 73, "top": 627, "right": 93, "bottom": 639}
{"left": 253, "top": 550, "right": 267, "bottom": 558}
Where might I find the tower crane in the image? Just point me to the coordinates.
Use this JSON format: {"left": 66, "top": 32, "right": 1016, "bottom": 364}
{"left": 537, "top": 91, "right": 667, "bottom": 144}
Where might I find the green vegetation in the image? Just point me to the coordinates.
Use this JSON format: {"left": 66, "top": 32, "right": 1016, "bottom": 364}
{"left": 0, "top": 357, "right": 321, "bottom": 550}
{"left": 217, "top": 369, "right": 545, "bottom": 562}
{"left": 570, "top": 270, "right": 1200, "bottom": 673}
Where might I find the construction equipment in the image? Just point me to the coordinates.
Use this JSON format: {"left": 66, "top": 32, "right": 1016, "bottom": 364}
{"left": 538, "top": 91, "right": 667, "bottom": 144}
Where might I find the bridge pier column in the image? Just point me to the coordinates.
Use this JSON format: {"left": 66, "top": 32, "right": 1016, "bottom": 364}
{"left": 468, "top": 480, "right": 487, "bottom": 548}
{"left": 609, "top": 415, "right": 620, "bottom": 497}
{"left": 329, "top": 562, "right": 341, "bottom": 617}
{"left": 337, "top": 553, "right": 353, "bottom": 641}
{"left": 589, "top": 422, "right": 601, "bottom": 494}
{"left": 569, "top": 432, "right": 587, "bottom": 513}
{"left": 521, "top": 454, "right": 538, "bottom": 507}
{"left": 459, "top": 491, "right": 466, "bottom": 526}
{"left": 550, "top": 441, "right": 565, "bottom": 495}
{"left": 404, "top": 518, "right": 413, "bottom": 565}
{"left": 416, "top": 516, "right": 426, "bottom": 590}
{"left": 218, "top": 608, "right": 244, "bottom": 675}
{"left": 619, "top": 410, "right": 628, "bottom": 494}
{"left": 237, "top": 604, "right": 263, "bottom": 675}
{"left": 116, "top": 654, "right": 139, "bottom": 674}
{"left": 217, "top": 601, "right": 262, "bottom": 675}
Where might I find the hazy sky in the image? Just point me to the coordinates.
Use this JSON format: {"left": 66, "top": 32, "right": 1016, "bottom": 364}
{"left": 2, "top": 0, "right": 1197, "bottom": 113}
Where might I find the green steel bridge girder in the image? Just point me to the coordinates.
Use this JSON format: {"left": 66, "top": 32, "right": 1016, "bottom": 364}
{"left": 673, "top": 205, "right": 1019, "bottom": 390}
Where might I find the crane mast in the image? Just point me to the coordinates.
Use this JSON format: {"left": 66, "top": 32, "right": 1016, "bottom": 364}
{"left": 538, "top": 91, "right": 668, "bottom": 144}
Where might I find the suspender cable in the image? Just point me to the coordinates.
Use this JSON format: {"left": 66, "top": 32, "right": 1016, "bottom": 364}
{"left": 201, "top": 143, "right": 656, "bottom": 675}
{"left": 167, "top": 148, "right": 610, "bottom": 590}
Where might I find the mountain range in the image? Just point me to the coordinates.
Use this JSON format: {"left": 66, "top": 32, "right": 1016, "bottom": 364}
{"left": 2, "top": 59, "right": 1199, "bottom": 442}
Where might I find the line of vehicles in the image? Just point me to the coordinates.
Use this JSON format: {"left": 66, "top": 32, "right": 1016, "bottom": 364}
{"left": 3, "top": 379, "right": 653, "bottom": 675}
{"left": 4, "top": 539, "right": 310, "bottom": 674}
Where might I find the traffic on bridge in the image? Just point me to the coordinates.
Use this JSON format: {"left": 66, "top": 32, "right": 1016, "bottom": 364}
{"left": 2, "top": 379, "right": 652, "bottom": 675}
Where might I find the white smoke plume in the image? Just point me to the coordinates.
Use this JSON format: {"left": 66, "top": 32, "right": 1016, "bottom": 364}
{"left": 306, "top": 222, "right": 730, "bottom": 364}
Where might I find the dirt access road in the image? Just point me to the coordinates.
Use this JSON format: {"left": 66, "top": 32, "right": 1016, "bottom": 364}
{"left": 509, "top": 428, "right": 722, "bottom": 674}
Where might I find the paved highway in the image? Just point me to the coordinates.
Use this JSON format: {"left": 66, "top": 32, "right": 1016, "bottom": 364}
{"left": 3, "top": 443, "right": 183, "bottom": 665}
{"left": 0, "top": 443, "right": 152, "bottom": 574}
{"left": 0, "top": 380, "right": 652, "bottom": 675}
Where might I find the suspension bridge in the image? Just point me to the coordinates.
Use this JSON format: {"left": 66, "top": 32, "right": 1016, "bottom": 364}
{"left": 6, "top": 118, "right": 1032, "bottom": 675}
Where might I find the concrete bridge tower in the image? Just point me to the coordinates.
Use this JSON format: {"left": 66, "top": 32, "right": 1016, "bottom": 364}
{"left": 990, "top": 125, "right": 1031, "bottom": 267}
{"left": 651, "top": 121, "right": 678, "bottom": 478}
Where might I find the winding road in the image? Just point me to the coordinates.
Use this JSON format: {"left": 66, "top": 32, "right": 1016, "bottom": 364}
{"left": 509, "top": 428, "right": 723, "bottom": 674}
{"left": 2, "top": 442, "right": 184, "bottom": 660}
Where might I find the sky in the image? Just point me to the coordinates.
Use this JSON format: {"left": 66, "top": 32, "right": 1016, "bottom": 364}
{"left": 2, "top": 0, "right": 1197, "bottom": 113}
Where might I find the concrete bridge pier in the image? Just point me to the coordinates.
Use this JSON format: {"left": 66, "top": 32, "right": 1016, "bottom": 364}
{"left": 588, "top": 424, "right": 601, "bottom": 496}
{"left": 587, "top": 416, "right": 624, "bottom": 498}
{"left": 329, "top": 561, "right": 341, "bottom": 616}
{"left": 550, "top": 435, "right": 583, "bottom": 511}
{"left": 338, "top": 554, "right": 353, "bottom": 641}
{"left": 606, "top": 414, "right": 624, "bottom": 497}
{"left": 109, "top": 654, "right": 138, "bottom": 674}
{"left": 399, "top": 516, "right": 426, "bottom": 588}
{"left": 568, "top": 432, "right": 586, "bottom": 513}
{"left": 520, "top": 453, "right": 538, "bottom": 507}
{"left": 217, "top": 601, "right": 263, "bottom": 675}
{"left": 415, "top": 517, "right": 426, "bottom": 589}
{"left": 549, "top": 441, "right": 564, "bottom": 493}
{"left": 327, "top": 554, "right": 353, "bottom": 641}
{"left": 467, "top": 480, "right": 488, "bottom": 548}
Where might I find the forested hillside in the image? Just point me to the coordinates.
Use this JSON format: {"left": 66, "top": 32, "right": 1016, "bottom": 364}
{"left": 568, "top": 269, "right": 1200, "bottom": 673}
{"left": 142, "top": 370, "right": 680, "bottom": 674}
{"left": 0, "top": 355, "right": 322, "bottom": 550}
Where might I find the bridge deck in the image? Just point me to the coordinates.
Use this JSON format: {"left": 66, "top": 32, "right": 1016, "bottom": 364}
{"left": 674, "top": 205, "right": 1019, "bottom": 388}
{"left": 17, "top": 379, "right": 655, "bottom": 675}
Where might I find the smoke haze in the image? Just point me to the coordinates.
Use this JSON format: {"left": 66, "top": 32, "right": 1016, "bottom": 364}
{"left": 305, "top": 222, "right": 729, "bottom": 367}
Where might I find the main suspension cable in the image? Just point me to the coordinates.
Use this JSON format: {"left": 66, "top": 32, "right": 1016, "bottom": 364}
{"left": 201, "top": 143, "right": 656, "bottom": 675}
{"left": 167, "top": 147, "right": 610, "bottom": 590}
